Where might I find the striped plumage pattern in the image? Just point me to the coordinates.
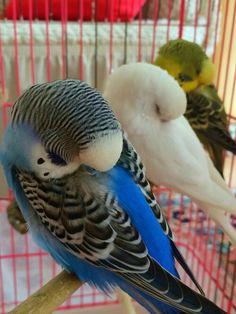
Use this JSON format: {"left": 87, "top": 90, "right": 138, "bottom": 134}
{"left": 11, "top": 80, "right": 121, "bottom": 162}
{"left": 186, "top": 85, "right": 236, "bottom": 176}
{"left": 17, "top": 166, "right": 150, "bottom": 270}
{"left": 119, "top": 133, "right": 173, "bottom": 239}
{"left": 119, "top": 133, "right": 204, "bottom": 295}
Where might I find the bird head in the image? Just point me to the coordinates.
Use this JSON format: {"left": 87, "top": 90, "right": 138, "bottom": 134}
{"left": 155, "top": 39, "right": 216, "bottom": 93}
{"left": 103, "top": 62, "right": 187, "bottom": 123}
{"left": 3, "top": 80, "right": 123, "bottom": 180}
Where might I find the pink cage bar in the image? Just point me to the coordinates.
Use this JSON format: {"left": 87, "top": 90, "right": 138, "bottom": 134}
{"left": 0, "top": 0, "right": 236, "bottom": 313}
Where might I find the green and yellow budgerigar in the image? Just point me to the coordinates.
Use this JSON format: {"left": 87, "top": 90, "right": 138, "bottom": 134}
{"left": 155, "top": 38, "right": 236, "bottom": 177}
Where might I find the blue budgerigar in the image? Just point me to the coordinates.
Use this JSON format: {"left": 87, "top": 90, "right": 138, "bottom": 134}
{"left": 0, "top": 80, "right": 225, "bottom": 314}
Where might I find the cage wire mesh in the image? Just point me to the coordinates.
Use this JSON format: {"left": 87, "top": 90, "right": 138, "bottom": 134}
{"left": 0, "top": 0, "right": 236, "bottom": 313}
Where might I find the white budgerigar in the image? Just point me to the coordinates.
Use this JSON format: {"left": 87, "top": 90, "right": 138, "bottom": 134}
{"left": 103, "top": 62, "right": 236, "bottom": 244}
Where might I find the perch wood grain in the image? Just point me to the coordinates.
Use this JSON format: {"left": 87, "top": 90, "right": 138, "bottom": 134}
{"left": 9, "top": 270, "right": 83, "bottom": 314}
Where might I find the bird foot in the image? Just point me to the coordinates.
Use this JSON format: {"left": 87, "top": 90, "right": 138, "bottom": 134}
{"left": 7, "top": 199, "right": 28, "bottom": 234}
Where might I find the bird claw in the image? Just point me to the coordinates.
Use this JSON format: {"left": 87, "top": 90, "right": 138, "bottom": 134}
{"left": 7, "top": 200, "right": 28, "bottom": 234}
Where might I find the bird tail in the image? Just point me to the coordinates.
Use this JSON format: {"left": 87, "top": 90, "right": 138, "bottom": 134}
{"left": 119, "top": 282, "right": 181, "bottom": 314}
{"left": 171, "top": 241, "right": 205, "bottom": 295}
{"left": 117, "top": 257, "right": 226, "bottom": 314}
{"left": 119, "top": 278, "right": 225, "bottom": 314}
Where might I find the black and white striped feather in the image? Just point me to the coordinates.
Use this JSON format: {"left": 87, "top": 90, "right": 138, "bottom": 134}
{"left": 118, "top": 132, "right": 204, "bottom": 295}
{"left": 118, "top": 132, "right": 172, "bottom": 238}
{"left": 17, "top": 168, "right": 149, "bottom": 270}
{"left": 11, "top": 80, "right": 121, "bottom": 162}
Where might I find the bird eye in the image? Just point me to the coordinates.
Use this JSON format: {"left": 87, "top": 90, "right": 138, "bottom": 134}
{"left": 178, "top": 74, "right": 193, "bottom": 82}
{"left": 47, "top": 151, "right": 67, "bottom": 166}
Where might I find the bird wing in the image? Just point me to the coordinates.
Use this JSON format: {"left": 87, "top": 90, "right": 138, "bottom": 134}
{"left": 16, "top": 168, "right": 150, "bottom": 272}
{"left": 186, "top": 85, "right": 236, "bottom": 154}
{"left": 118, "top": 134, "right": 204, "bottom": 295}
{"left": 15, "top": 167, "right": 225, "bottom": 314}
{"left": 118, "top": 133, "right": 173, "bottom": 239}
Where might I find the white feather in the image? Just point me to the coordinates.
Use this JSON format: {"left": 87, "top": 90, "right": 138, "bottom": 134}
{"left": 104, "top": 62, "right": 236, "bottom": 244}
{"left": 31, "top": 143, "right": 80, "bottom": 179}
{"left": 104, "top": 62, "right": 187, "bottom": 122}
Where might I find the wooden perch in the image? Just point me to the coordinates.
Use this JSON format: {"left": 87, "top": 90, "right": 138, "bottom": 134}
{"left": 9, "top": 270, "right": 83, "bottom": 314}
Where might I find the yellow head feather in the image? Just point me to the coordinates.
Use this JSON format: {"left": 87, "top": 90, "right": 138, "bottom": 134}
{"left": 155, "top": 39, "right": 216, "bottom": 93}
{"left": 198, "top": 58, "right": 216, "bottom": 85}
